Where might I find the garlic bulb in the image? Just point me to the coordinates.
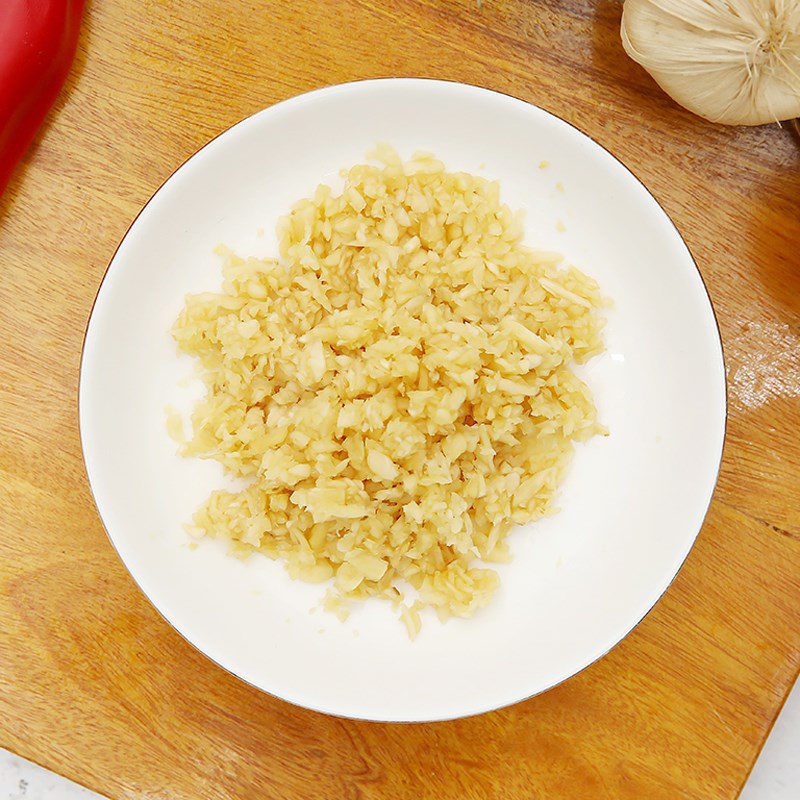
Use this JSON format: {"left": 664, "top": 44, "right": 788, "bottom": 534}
{"left": 621, "top": 0, "right": 800, "bottom": 125}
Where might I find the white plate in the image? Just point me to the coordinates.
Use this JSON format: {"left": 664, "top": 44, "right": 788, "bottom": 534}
{"left": 79, "top": 79, "right": 726, "bottom": 722}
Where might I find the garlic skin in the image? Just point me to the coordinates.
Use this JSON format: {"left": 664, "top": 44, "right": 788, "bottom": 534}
{"left": 621, "top": 0, "right": 800, "bottom": 125}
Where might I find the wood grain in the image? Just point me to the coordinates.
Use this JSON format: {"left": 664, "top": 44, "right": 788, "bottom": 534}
{"left": 1, "top": 1, "right": 799, "bottom": 798}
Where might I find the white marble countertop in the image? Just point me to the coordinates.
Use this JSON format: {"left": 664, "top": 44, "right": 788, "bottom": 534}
{"left": 739, "top": 678, "right": 800, "bottom": 799}
{"left": 3, "top": 677, "right": 798, "bottom": 799}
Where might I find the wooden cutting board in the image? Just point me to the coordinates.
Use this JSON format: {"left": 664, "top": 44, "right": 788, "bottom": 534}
{"left": 1, "top": 1, "right": 798, "bottom": 798}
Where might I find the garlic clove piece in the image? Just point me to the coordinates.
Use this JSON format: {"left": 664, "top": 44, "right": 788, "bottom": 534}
{"left": 621, "top": 0, "right": 800, "bottom": 126}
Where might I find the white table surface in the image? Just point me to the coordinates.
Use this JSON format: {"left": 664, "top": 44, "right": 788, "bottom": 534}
{"left": 2, "top": 677, "right": 798, "bottom": 799}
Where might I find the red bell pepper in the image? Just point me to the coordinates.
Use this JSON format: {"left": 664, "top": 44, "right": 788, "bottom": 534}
{"left": 0, "top": 0, "right": 85, "bottom": 196}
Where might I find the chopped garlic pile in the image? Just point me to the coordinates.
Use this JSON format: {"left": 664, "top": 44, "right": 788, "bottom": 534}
{"left": 172, "top": 146, "right": 605, "bottom": 635}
